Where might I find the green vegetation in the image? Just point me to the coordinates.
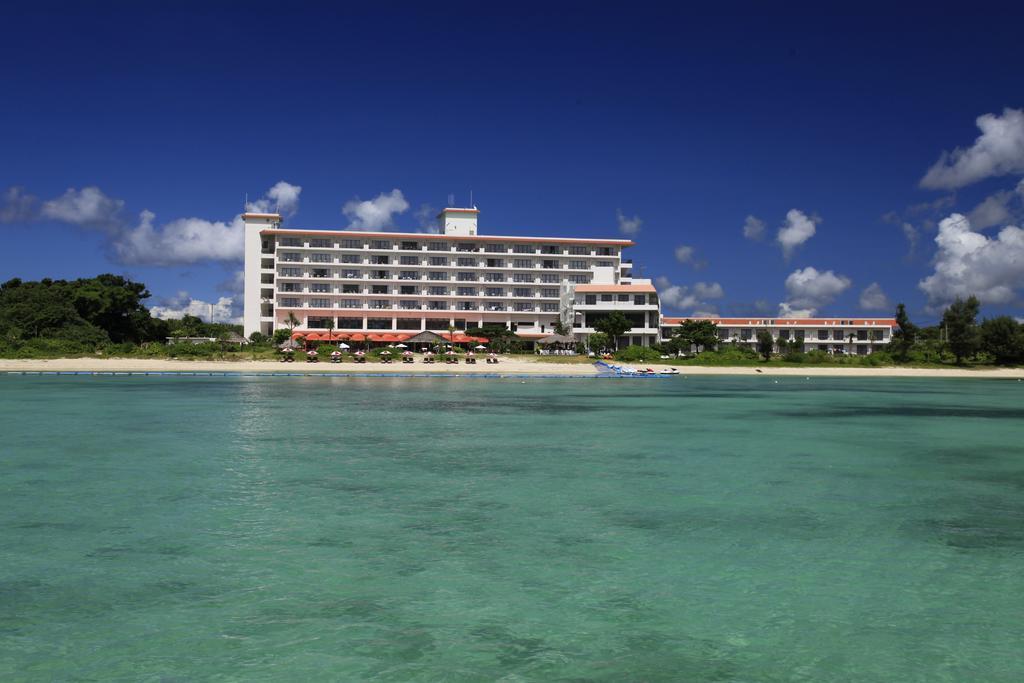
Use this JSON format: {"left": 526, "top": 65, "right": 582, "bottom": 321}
{"left": 592, "top": 311, "right": 631, "bottom": 350}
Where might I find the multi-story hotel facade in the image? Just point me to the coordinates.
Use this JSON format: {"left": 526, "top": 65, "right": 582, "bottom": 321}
{"left": 660, "top": 317, "right": 898, "bottom": 355}
{"left": 243, "top": 205, "right": 897, "bottom": 353}
{"left": 243, "top": 207, "right": 662, "bottom": 346}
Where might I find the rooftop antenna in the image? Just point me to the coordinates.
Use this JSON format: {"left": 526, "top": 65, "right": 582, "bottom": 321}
{"left": 470, "top": 189, "right": 473, "bottom": 208}
{"left": 448, "top": 193, "right": 455, "bottom": 207}
{"left": 244, "top": 193, "right": 248, "bottom": 211}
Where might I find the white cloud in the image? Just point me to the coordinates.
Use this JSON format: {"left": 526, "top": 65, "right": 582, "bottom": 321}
{"left": 616, "top": 209, "right": 642, "bottom": 236}
{"left": 41, "top": 186, "right": 124, "bottom": 232}
{"left": 776, "top": 209, "right": 817, "bottom": 258}
{"left": 779, "top": 266, "right": 851, "bottom": 317}
{"left": 858, "top": 282, "right": 892, "bottom": 311}
{"left": 920, "top": 108, "right": 1024, "bottom": 190}
{"left": 114, "top": 211, "right": 245, "bottom": 265}
{"left": 414, "top": 203, "right": 440, "bottom": 233}
{"left": 246, "top": 181, "right": 302, "bottom": 217}
{"left": 655, "top": 276, "right": 724, "bottom": 312}
{"left": 343, "top": 189, "right": 409, "bottom": 230}
{"left": 967, "top": 180, "right": 1024, "bottom": 230}
{"left": 918, "top": 212, "right": 1024, "bottom": 311}
{"left": 674, "top": 245, "right": 694, "bottom": 264}
{"left": 742, "top": 215, "right": 765, "bottom": 240}
{"left": 0, "top": 186, "right": 38, "bottom": 223}
{"left": 149, "top": 291, "right": 240, "bottom": 324}
{"left": 901, "top": 222, "right": 919, "bottom": 253}
{"left": 219, "top": 269, "right": 245, "bottom": 295}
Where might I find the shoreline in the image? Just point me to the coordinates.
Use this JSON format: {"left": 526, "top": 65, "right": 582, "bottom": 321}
{"left": 0, "top": 357, "right": 1022, "bottom": 378}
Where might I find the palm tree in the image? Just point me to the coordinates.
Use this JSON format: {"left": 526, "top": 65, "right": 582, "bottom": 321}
{"left": 284, "top": 311, "right": 300, "bottom": 334}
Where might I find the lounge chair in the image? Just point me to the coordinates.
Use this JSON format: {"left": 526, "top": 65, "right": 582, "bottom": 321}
{"left": 403, "top": 356, "right": 414, "bottom": 364}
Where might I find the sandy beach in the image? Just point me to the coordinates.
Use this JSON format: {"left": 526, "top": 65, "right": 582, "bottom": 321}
{"left": 1, "top": 357, "right": 1023, "bottom": 378}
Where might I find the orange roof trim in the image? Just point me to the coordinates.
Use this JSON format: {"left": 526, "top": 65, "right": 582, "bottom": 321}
{"left": 575, "top": 283, "right": 656, "bottom": 293}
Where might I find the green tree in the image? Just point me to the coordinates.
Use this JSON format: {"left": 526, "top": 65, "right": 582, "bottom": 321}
{"left": 756, "top": 329, "right": 774, "bottom": 361}
{"left": 980, "top": 316, "right": 1024, "bottom": 365}
{"left": 284, "top": 312, "right": 301, "bottom": 334}
{"left": 670, "top": 319, "right": 719, "bottom": 354}
{"left": 892, "top": 303, "right": 917, "bottom": 362}
{"left": 553, "top": 319, "right": 571, "bottom": 337}
{"left": 593, "top": 311, "right": 632, "bottom": 350}
{"left": 587, "top": 332, "right": 610, "bottom": 353}
{"left": 941, "top": 296, "right": 981, "bottom": 364}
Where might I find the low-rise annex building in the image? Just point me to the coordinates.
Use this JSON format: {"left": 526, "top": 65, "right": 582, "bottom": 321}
{"left": 243, "top": 206, "right": 661, "bottom": 346}
{"left": 660, "top": 317, "right": 898, "bottom": 355}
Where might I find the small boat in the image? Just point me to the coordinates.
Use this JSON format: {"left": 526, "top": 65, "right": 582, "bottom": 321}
{"left": 659, "top": 367, "right": 680, "bottom": 375}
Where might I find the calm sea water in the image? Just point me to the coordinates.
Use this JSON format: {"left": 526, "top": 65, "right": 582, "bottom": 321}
{"left": 2, "top": 375, "right": 1023, "bottom": 682}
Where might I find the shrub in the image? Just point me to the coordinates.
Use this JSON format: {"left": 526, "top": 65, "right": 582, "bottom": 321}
{"left": 613, "top": 345, "right": 663, "bottom": 363}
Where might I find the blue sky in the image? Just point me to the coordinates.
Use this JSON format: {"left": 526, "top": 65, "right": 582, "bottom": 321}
{"left": 2, "top": 1, "right": 1023, "bottom": 323}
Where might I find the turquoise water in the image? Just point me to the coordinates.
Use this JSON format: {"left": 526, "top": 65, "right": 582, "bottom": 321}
{"left": 2, "top": 375, "right": 1023, "bottom": 682}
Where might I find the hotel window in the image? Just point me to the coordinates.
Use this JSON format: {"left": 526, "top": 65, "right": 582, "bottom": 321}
{"left": 540, "top": 274, "right": 560, "bottom": 283}
{"left": 541, "top": 288, "right": 558, "bottom": 298}
{"left": 427, "top": 301, "right": 448, "bottom": 310}
{"left": 596, "top": 247, "right": 612, "bottom": 256}
{"left": 342, "top": 284, "right": 360, "bottom": 293}
{"left": 817, "top": 329, "right": 828, "bottom": 340}
{"left": 280, "top": 237, "right": 302, "bottom": 247}
{"left": 370, "top": 270, "right": 389, "bottom": 279}
{"left": 340, "top": 239, "right": 362, "bottom": 249}
{"left": 427, "top": 241, "right": 449, "bottom": 251}
{"left": 513, "top": 259, "right": 533, "bottom": 269}
{"left": 426, "top": 318, "right": 449, "bottom": 330}
{"left": 428, "top": 272, "right": 448, "bottom": 281}
{"left": 456, "top": 272, "right": 477, "bottom": 282}
{"left": 308, "top": 317, "right": 331, "bottom": 328}
{"left": 429, "top": 256, "right": 449, "bottom": 266}
{"left": 484, "top": 244, "right": 506, "bottom": 253}
{"left": 457, "top": 302, "right": 477, "bottom": 311}
{"left": 279, "top": 298, "right": 300, "bottom": 307}
{"left": 397, "top": 318, "right": 421, "bottom": 330}
{"left": 310, "top": 298, "right": 331, "bottom": 308}
{"left": 485, "top": 288, "right": 504, "bottom": 297}
{"left": 795, "top": 330, "right": 805, "bottom": 341}
{"left": 513, "top": 302, "right": 534, "bottom": 312}
{"left": 367, "top": 318, "right": 391, "bottom": 329}
{"left": 484, "top": 273, "right": 506, "bottom": 283}
{"left": 569, "top": 260, "right": 586, "bottom": 269}
{"left": 338, "top": 317, "right": 361, "bottom": 328}
{"left": 312, "top": 269, "right": 330, "bottom": 278}
{"left": 341, "top": 254, "right": 361, "bottom": 264}
{"left": 778, "top": 329, "right": 790, "bottom": 340}
{"left": 513, "top": 288, "right": 532, "bottom": 297}
{"left": 857, "top": 329, "right": 868, "bottom": 341}
{"left": 568, "top": 246, "right": 588, "bottom": 255}
{"left": 399, "top": 271, "right": 419, "bottom": 280}
{"left": 542, "top": 260, "right": 558, "bottom": 269}
{"left": 310, "top": 238, "right": 331, "bottom": 248}
{"left": 340, "top": 269, "right": 359, "bottom": 279}
{"left": 600, "top": 294, "right": 613, "bottom": 302}
{"left": 513, "top": 244, "right": 534, "bottom": 254}
{"left": 370, "top": 240, "right": 391, "bottom": 250}
{"left": 634, "top": 295, "right": 645, "bottom": 305}
{"left": 399, "top": 285, "right": 417, "bottom": 295}
{"left": 311, "top": 283, "right": 330, "bottom": 293}
{"left": 340, "top": 299, "right": 360, "bottom": 309}
{"left": 833, "top": 329, "right": 844, "bottom": 340}
{"left": 596, "top": 260, "right": 614, "bottom": 267}
{"left": 371, "top": 284, "right": 388, "bottom": 294}
{"left": 872, "top": 329, "right": 884, "bottom": 341}
{"left": 281, "top": 252, "right": 302, "bottom": 262}
{"left": 457, "top": 287, "right": 477, "bottom": 296}
{"left": 456, "top": 242, "right": 476, "bottom": 252}
{"left": 511, "top": 273, "right": 531, "bottom": 283}
{"left": 371, "top": 255, "right": 390, "bottom": 265}
{"left": 740, "top": 329, "right": 753, "bottom": 341}
{"left": 368, "top": 300, "right": 390, "bottom": 310}
{"left": 279, "top": 283, "right": 298, "bottom": 293}
{"left": 400, "top": 241, "right": 419, "bottom": 250}
{"left": 541, "top": 303, "right": 558, "bottom": 312}
{"left": 399, "top": 300, "right": 419, "bottom": 310}
{"left": 457, "top": 257, "right": 477, "bottom": 267}
{"left": 567, "top": 275, "right": 588, "bottom": 283}
{"left": 399, "top": 255, "right": 419, "bottom": 265}
{"left": 279, "top": 267, "right": 302, "bottom": 277}
{"left": 585, "top": 295, "right": 597, "bottom": 305}
{"left": 311, "top": 253, "right": 332, "bottom": 263}
{"left": 485, "top": 258, "right": 505, "bottom": 268}
{"left": 618, "top": 294, "right": 629, "bottom": 302}
{"left": 485, "top": 302, "right": 506, "bottom": 311}
{"left": 542, "top": 245, "right": 561, "bottom": 254}
{"left": 428, "top": 286, "right": 448, "bottom": 295}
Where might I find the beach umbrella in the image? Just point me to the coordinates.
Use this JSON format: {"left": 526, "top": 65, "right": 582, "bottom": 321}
{"left": 424, "top": 351, "right": 434, "bottom": 356}
{"left": 307, "top": 349, "right": 318, "bottom": 356}
{"left": 445, "top": 350, "right": 455, "bottom": 355}
{"left": 283, "top": 347, "right": 294, "bottom": 354}
{"left": 354, "top": 350, "right": 365, "bottom": 356}
{"left": 380, "top": 349, "right": 391, "bottom": 355}
{"left": 474, "top": 344, "right": 486, "bottom": 350}
{"left": 330, "top": 350, "right": 341, "bottom": 357}
{"left": 395, "top": 343, "right": 407, "bottom": 348}
{"left": 466, "top": 351, "right": 475, "bottom": 356}
{"left": 402, "top": 350, "right": 413, "bottom": 356}
{"left": 338, "top": 342, "right": 350, "bottom": 349}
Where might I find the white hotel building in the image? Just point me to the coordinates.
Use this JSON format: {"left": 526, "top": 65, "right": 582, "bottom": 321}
{"left": 243, "top": 205, "right": 896, "bottom": 353}
{"left": 243, "top": 207, "right": 662, "bottom": 346}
